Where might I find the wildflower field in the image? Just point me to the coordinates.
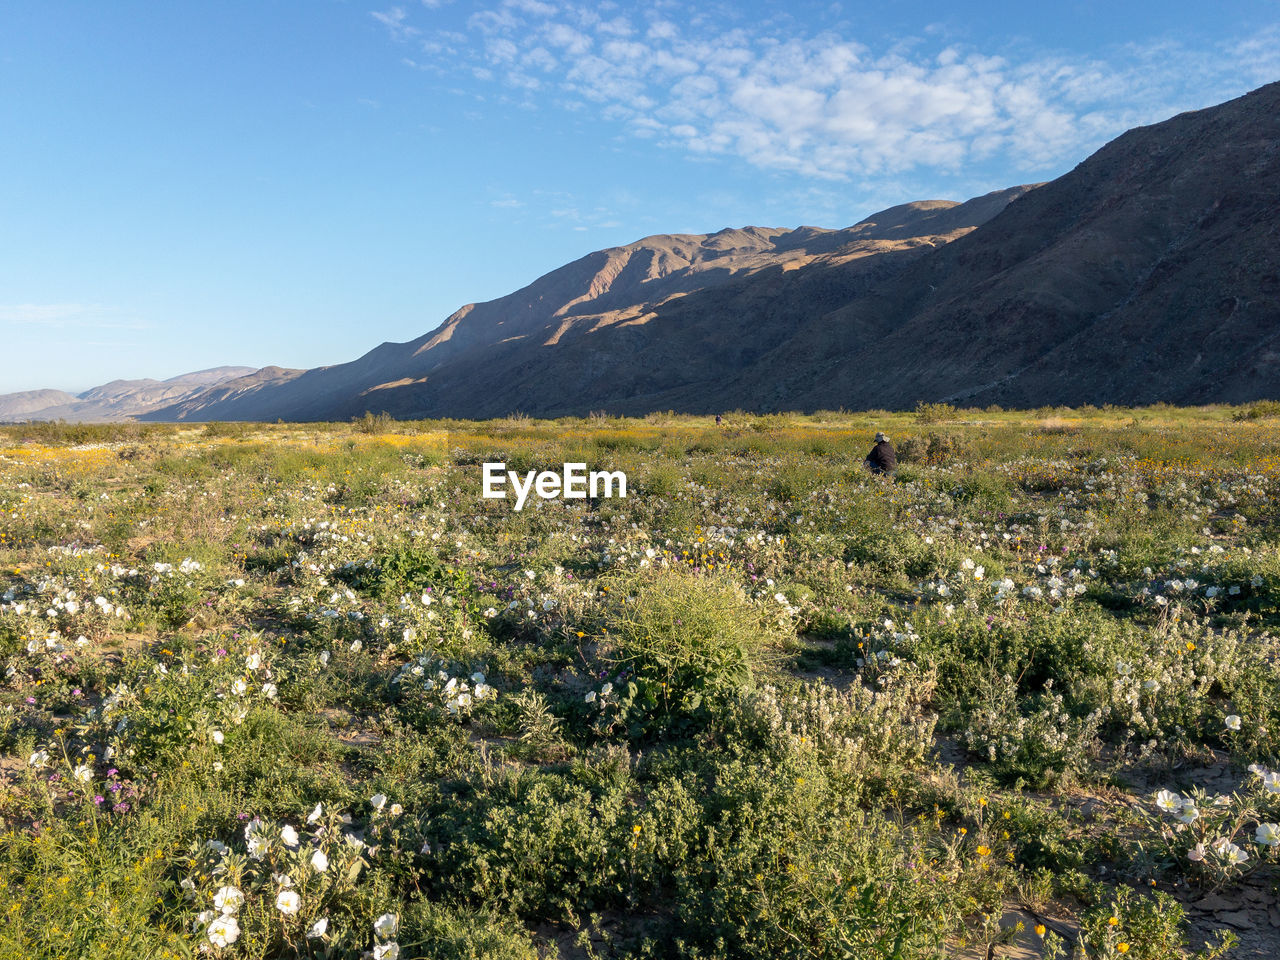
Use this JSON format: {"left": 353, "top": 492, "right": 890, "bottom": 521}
{"left": 2, "top": 406, "right": 1280, "bottom": 960}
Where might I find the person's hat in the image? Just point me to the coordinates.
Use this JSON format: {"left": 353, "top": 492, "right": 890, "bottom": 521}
{"left": 875, "top": 431, "right": 888, "bottom": 442}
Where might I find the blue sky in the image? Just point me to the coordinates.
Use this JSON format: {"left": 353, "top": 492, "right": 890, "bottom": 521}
{"left": 2, "top": 2, "right": 1278, "bottom": 393}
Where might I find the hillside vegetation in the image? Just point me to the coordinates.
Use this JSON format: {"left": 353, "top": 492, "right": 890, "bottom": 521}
{"left": 2, "top": 406, "right": 1280, "bottom": 959}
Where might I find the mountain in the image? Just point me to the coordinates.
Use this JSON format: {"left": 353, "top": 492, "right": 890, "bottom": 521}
{"left": 728, "top": 79, "right": 1280, "bottom": 410}
{"left": 115, "top": 82, "right": 1280, "bottom": 419}
{"left": 141, "top": 187, "right": 1038, "bottom": 421}
{"left": 0, "top": 390, "right": 81, "bottom": 421}
{"left": 0, "top": 367, "right": 283, "bottom": 422}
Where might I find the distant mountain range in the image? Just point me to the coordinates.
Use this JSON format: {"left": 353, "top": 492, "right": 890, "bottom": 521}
{"left": 0, "top": 367, "right": 299, "bottom": 423}
{"left": 5, "top": 81, "right": 1278, "bottom": 422}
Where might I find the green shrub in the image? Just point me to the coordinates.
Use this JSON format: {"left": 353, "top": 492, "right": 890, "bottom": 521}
{"left": 1231, "top": 399, "right": 1280, "bottom": 421}
{"left": 426, "top": 768, "right": 640, "bottom": 921}
{"left": 897, "top": 431, "right": 970, "bottom": 465}
{"left": 203, "top": 421, "right": 254, "bottom": 438}
{"left": 1077, "top": 883, "right": 1237, "bottom": 959}
{"left": 950, "top": 470, "right": 1012, "bottom": 512}
{"left": 400, "top": 902, "right": 543, "bottom": 959}
{"left": 718, "top": 671, "right": 938, "bottom": 797}
{"left": 598, "top": 568, "right": 782, "bottom": 733}
{"left": 660, "top": 752, "right": 972, "bottom": 960}
{"left": 353, "top": 410, "right": 396, "bottom": 433}
{"left": 914, "top": 401, "right": 958, "bottom": 424}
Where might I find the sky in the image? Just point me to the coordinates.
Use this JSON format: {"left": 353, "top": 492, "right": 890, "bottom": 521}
{"left": 2, "top": 2, "right": 1279, "bottom": 394}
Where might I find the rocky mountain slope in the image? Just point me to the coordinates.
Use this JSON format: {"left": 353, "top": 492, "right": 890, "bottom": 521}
{"left": 23, "top": 81, "right": 1280, "bottom": 422}
{"left": 140, "top": 187, "right": 1037, "bottom": 421}
{"left": 0, "top": 389, "right": 80, "bottom": 420}
{"left": 731, "top": 78, "right": 1280, "bottom": 411}
{"left": 0, "top": 367, "right": 276, "bottom": 422}
{"left": 151, "top": 83, "right": 1280, "bottom": 420}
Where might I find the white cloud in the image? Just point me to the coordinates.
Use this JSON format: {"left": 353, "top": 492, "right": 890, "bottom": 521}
{"left": 522, "top": 46, "right": 558, "bottom": 71}
{"left": 371, "top": 7, "right": 419, "bottom": 42}
{"left": 505, "top": 0, "right": 557, "bottom": 16}
{"left": 391, "top": 3, "right": 1280, "bottom": 181}
{"left": 545, "top": 22, "right": 592, "bottom": 55}
{"left": 468, "top": 8, "right": 519, "bottom": 35}
{"left": 485, "top": 36, "right": 518, "bottom": 62}
{"left": 1229, "top": 23, "right": 1280, "bottom": 85}
{"left": 647, "top": 19, "right": 678, "bottom": 41}
{"left": 596, "top": 16, "right": 634, "bottom": 39}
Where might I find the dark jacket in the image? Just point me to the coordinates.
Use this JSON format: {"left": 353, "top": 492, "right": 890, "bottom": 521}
{"left": 864, "top": 440, "right": 897, "bottom": 474}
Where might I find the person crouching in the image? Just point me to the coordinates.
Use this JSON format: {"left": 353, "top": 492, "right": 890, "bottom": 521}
{"left": 863, "top": 432, "right": 897, "bottom": 475}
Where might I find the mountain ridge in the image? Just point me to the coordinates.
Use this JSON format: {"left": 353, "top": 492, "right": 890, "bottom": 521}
{"left": 0, "top": 366, "right": 288, "bottom": 422}
{"left": 9, "top": 81, "right": 1280, "bottom": 422}
{"left": 139, "top": 186, "right": 1038, "bottom": 421}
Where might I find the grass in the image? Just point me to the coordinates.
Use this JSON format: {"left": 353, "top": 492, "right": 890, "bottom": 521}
{"left": 1, "top": 406, "right": 1278, "bottom": 958}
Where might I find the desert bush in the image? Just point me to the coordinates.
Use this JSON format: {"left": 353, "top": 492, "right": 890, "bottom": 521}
{"left": 658, "top": 751, "right": 995, "bottom": 960}
{"left": 960, "top": 676, "right": 1104, "bottom": 786}
{"left": 950, "top": 470, "right": 1013, "bottom": 511}
{"left": 1077, "top": 883, "right": 1238, "bottom": 959}
{"left": 399, "top": 902, "right": 543, "bottom": 959}
{"left": 1036, "top": 418, "right": 1082, "bottom": 434}
{"left": 914, "top": 400, "right": 958, "bottom": 424}
{"left": 203, "top": 420, "right": 254, "bottom": 438}
{"left": 353, "top": 410, "right": 396, "bottom": 433}
{"left": 721, "top": 669, "right": 938, "bottom": 796}
{"left": 0, "top": 419, "right": 169, "bottom": 445}
{"left": 1231, "top": 399, "right": 1280, "bottom": 421}
{"left": 897, "top": 431, "right": 970, "bottom": 464}
{"left": 425, "top": 766, "right": 642, "bottom": 921}
{"left": 638, "top": 460, "right": 683, "bottom": 497}
{"left": 596, "top": 568, "right": 783, "bottom": 735}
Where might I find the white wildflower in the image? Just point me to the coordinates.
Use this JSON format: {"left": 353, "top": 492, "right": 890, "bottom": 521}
{"left": 206, "top": 914, "right": 240, "bottom": 947}
{"left": 213, "top": 885, "right": 244, "bottom": 914}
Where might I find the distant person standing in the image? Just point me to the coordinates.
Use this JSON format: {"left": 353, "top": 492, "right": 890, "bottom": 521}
{"left": 715, "top": 414, "right": 723, "bottom": 427}
{"left": 863, "top": 432, "right": 897, "bottom": 475}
